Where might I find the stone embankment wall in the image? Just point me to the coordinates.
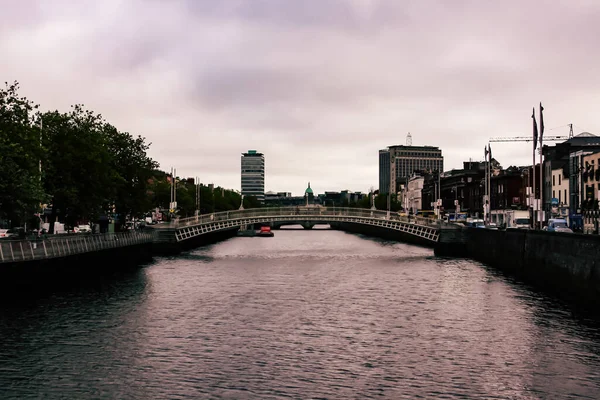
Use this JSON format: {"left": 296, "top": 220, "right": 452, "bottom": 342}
{"left": 458, "top": 228, "right": 600, "bottom": 309}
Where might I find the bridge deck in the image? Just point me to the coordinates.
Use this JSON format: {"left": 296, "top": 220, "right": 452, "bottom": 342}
{"left": 164, "top": 207, "right": 441, "bottom": 243}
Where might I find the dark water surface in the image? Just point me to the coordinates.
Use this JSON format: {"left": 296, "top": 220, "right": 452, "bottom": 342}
{"left": 1, "top": 228, "right": 600, "bottom": 399}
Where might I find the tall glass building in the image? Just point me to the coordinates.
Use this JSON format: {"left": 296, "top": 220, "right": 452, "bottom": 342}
{"left": 241, "top": 150, "right": 265, "bottom": 202}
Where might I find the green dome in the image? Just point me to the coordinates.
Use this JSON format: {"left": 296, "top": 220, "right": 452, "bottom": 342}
{"left": 305, "top": 182, "right": 313, "bottom": 194}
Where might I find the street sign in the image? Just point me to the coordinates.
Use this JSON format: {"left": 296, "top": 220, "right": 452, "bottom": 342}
{"left": 169, "top": 209, "right": 174, "bottom": 213}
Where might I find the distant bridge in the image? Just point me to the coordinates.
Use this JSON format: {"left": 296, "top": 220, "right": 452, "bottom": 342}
{"left": 153, "top": 206, "right": 441, "bottom": 244}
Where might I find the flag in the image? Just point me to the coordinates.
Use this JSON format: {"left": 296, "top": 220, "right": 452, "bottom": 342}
{"left": 488, "top": 144, "right": 492, "bottom": 161}
{"left": 532, "top": 107, "right": 538, "bottom": 150}
{"left": 539, "top": 102, "right": 544, "bottom": 144}
{"left": 484, "top": 146, "right": 489, "bottom": 161}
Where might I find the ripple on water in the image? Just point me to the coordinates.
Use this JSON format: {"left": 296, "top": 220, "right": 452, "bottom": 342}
{"left": 1, "top": 229, "right": 600, "bottom": 399}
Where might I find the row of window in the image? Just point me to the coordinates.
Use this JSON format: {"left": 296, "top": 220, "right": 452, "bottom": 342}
{"left": 551, "top": 189, "right": 568, "bottom": 205}
{"left": 552, "top": 174, "right": 562, "bottom": 186}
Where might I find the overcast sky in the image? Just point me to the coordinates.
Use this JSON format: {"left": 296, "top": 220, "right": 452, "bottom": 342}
{"left": 3, "top": 0, "right": 600, "bottom": 195}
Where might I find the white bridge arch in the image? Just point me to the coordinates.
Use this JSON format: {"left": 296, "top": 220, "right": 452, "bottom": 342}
{"left": 157, "top": 206, "right": 440, "bottom": 243}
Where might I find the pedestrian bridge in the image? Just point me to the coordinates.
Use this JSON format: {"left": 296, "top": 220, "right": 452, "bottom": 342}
{"left": 157, "top": 206, "right": 440, "bottom": 243}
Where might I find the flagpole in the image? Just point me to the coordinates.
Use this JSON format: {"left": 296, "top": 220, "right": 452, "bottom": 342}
{"left": 484, "top": 147, "right": 488, "bottom": 221}
{"left": 532, "top": 148, "right": 536, "bottom": 230}
{"left": 488, "top": 144, "right": 492, "bottom": 224}
{"left": 539, "top": 103, "right": 544, "bottom": 228}
{"left": 532, "top": 107, "right": 537, "bottom": 230}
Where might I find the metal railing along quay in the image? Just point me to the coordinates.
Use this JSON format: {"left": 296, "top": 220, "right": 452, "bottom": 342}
{"left": 0, "top": 231, "right": 154, "bottom": 264}
{"left": 167, "top": 207, "right": 442, "bottom": 229}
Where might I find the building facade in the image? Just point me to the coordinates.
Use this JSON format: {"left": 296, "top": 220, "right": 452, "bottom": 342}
{"left": 570, "top": 150, "right": 596, "bottom": 214}
{"left": 378, "top": 145, "right": 443, "bottom": 194}
{"left": 378, "top": 150, "right": 391, "bottom": 195}
{"left": 241, "top": 150, "right": 265, "bottom": 202}
{"left": 490, "top": 167, "right": 530, "bottom": 211}
{"left": 406, "top": 175, "right": 424, "bottom": 214}
{"left": 550, "top": 166, "right": 569, "bottom": 208}
{"left": 581, "top": 151, "right": 600, "bottom": 209}
{"left": 543, "top": 132, "right": 600, "bottom": 214}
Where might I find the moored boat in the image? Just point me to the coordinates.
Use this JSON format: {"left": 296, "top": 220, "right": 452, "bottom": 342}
{"left": 257, "top": 225, "right": 274, "bottom": 237}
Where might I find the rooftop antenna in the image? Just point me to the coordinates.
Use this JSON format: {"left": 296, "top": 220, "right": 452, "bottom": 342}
{"left": 406, "top": 132, "right": 412, "bottom": 146}
{"left": 569, "top": 123, "right": 574, "bottom": 139}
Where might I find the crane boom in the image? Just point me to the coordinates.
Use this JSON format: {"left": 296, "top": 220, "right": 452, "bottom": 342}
{"left": 489, "top": 135, "right": 568, "bottom": 143}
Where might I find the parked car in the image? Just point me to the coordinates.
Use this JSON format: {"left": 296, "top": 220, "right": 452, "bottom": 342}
{"left": 75, "top": 224, "right": 91, "bottom": 233}
{"left": 0, "top": 229, "right": 13, "bottom": 238}
{"left": 545, "top": 218, "right": 573, "bottom": 233}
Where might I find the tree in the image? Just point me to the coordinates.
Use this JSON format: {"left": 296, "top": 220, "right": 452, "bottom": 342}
{"left": 104, "top": 123, "right": 157, "bottom": 230}
{"left": 373, "top": 193, "right": 402, "bottom": 211}
{"left": 41, "top": 106, "right": 114, "bottom": 231}
{"left": 242, "top": 195, "right": 261, "bottom": 209}
{"left": 0, "top": 82, "right": 45, "bottom": 227}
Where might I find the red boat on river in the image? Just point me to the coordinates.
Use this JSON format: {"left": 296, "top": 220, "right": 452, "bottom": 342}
{"left": 257, "top": 225, "right": 274, "bottom": 237}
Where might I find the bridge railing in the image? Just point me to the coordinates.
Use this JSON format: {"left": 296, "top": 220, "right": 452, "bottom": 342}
{"left": 0, "top": 230, "right": 154, "bottom": 264}
{"left": 172, "top": 206, "right": 441, "bottom": 228}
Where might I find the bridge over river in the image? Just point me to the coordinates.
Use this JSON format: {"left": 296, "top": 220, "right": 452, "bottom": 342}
{"left": 152, "top": 206, "right": 442, "bottom": 250}
{"left": 0, "top": 207, "right": 458, "bottom": 267}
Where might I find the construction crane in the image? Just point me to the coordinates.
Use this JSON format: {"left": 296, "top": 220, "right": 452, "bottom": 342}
{"left": 489, "top": 124, "right": 573, "bottom": 143}
{"left": 489, "top": 135, "right": 568, "bottom": 143}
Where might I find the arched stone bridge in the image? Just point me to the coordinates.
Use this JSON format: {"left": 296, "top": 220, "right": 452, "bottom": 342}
{"left": 153, "top": 206, "right": 441, "bottom": 244}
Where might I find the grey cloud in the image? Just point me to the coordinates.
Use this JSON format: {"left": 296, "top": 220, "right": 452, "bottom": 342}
{"left": 2, "top": 0, "right": 600, "bottom": 195}
{"left": 179, "top": 0, "right": 412, "bottom": 34}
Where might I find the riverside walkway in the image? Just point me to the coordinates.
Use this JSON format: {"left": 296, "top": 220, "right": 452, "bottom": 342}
{"left": 0, "top": 231, "right": 153, "bottom": 264}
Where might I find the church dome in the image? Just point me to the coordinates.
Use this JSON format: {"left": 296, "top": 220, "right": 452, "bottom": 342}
{"left": 305, "top": 182, "right": 313, "bottom": 195}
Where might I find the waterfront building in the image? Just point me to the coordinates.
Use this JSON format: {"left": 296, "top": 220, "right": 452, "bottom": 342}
{"left": 578, "top": 150, "right": 600, "bottom": 210}
{"left": 241, "top": 150, "right": 265, "bottom": 202}
{"left": 543, "top": 132, "right": 600, "bottom": 214}
{"left": 422, "top": 161, "right": 487, "bottom": 217}
{"left": 405, "top": 175, "right": 424, "bottom": 214}
{"left": 379, "top": 145, "right": 443, "bottom": 194}
{"left": 549, "top": 162, "right": 569, "bottom": 209}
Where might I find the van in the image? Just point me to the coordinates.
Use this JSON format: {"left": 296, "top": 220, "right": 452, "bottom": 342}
{"left": 546, "top": 218, "right": 573, "bottom": 233}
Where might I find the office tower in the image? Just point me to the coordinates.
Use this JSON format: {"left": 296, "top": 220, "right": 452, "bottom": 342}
{"left": 379, "top": 145, "right": 443, "bottom": 194}
{"left": 241, "top": 150, "right": 265, "bottom": 202}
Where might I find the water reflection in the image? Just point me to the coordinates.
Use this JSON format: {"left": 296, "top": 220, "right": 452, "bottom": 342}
{"left": 0, "top": 230, "right": 599, "bottom": 399}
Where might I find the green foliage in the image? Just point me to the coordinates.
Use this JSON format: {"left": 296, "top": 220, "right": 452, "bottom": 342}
{"left": 41, "top": 106, "right": 114, "bottom": 227}
{"left": 243, "top": 195, "right": 261, "bottom": 209}
{"left": 1, "top": 82, "right": 157, "bottom": 230}
{"left": 1, "top": 82, "right": 266, "bottom": 228}
{"left": 374, "top": 193, "right": 402, "bottom": 211}
{"left": 0, "top": 82, "right": 45, "bottom": 225}
{"left": 103, "top": 123, "right": 157, "bottom": 230}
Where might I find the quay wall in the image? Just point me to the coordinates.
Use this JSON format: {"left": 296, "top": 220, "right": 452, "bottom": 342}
{"left": 461, "top": 228, "right": 600, "bottom": 309}
{"left": 0, "top": 242, "right": 153, "bottom": 291}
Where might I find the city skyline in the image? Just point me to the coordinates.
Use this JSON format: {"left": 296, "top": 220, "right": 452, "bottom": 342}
{"left": 2, "top": 1, "right": 600, "bottom": 196}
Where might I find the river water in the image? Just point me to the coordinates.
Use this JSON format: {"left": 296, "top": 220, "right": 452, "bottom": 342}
{"left": 1, "top": 227, "right": 600, "bottom": 399}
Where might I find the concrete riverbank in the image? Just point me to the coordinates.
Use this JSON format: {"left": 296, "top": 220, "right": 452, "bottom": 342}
{"left": 0, "top": 231, "right": 155, "bottom": 289}
{"left": 438, "top": 226, "right": 600, "bottom": 311}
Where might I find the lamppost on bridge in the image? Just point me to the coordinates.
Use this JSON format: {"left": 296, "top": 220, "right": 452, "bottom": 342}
{"left": 239, "top": 195, "right": 244, "bottom": 210}
{"left": 370, "top": 191, "right": 376, "bottom": 210}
